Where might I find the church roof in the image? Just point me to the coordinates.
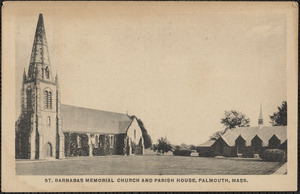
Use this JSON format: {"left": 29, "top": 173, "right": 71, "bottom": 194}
{"left": 220, "top": 126, "right": 287, "bottom": 147}
{"left": 60, "top": 104, "right": 132, "bottom": 134}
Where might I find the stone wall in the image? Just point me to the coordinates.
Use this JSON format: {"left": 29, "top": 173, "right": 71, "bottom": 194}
{"left": 15, "top": 113, "right": 33, "bottom": 159}
{"left": 64, "top": 133, "right": 127, "bottom": 157}
{"left": 64, "top": 133, "right": 89, "bottom": 157}
{"left": 132, "top": 137, "right": 144, "bottom": 155}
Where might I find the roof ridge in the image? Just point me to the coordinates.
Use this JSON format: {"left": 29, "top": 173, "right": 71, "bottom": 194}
{"left": 61, "top": 104, "right": 128, "bottom": 116}
{"left": 234, "top": 126, "right": 258, "bottom": 129}
{"left": 262, "top": 126, "right": 287, "bottom": 128}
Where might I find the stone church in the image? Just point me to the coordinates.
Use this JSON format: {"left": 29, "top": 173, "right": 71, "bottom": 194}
{"left": 15, "top": 14, "right": 145, "bottom": 160}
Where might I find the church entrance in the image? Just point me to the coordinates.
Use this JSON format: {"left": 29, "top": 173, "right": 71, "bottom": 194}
{"left": 46, "top": 142, "right": 53, "bottom": 158}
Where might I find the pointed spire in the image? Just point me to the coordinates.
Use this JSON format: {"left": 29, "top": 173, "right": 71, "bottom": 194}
{"left": 258, "top": 104, "right": 263, "bottom": 129}
{"left": 23, "top": 68, "right": 26, "bottom": 81}
{"left": 259, "top": 104, "right": 263, "bottom": 120}
{"left": 28, "top": 14, "right": 52, "bottom": 81}
{"left": 55, "top": 72, "right": 60, "bottom": 90}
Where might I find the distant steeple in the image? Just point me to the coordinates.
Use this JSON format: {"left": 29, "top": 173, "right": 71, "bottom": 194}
{"left": 258, "top": 104, "right": 263, "bottom": 129}
{"left": 27, "top": 13, "right": 53, "bottom": 82}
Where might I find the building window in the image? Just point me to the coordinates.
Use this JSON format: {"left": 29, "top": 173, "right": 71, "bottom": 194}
{"left": 134, "top": 129, "right": 136, "bottom": 140}
{"left": 95, "top": 135, "right": 99, "bottom": 148}
{"left": 45, "top": 66, "right": 50, "bottom": 79}
{"left": 44, "top": 89, "right": 52, "bottom": 109}
{"left": 42, "top": 68, "right": 44, "bottom": 79}
{"left": 109, "top": 135, "right": 114, "bottom": 148}
{"left": 77, "top": 135, "right": 82, "bottom": 148}
{"left": 47, "top": 116, "right": 51, "bottom": 127}
{"left": 26, "top": 87, "right": 32, "bottom": 109}
{"left": 46, "top": 142, "right": 53, "bottom": 157}
{"left": 48, "top": 91, "right": 52, "bottom": 108}
{"left": 44, "top": 90, "right": 48, "bottom": 108}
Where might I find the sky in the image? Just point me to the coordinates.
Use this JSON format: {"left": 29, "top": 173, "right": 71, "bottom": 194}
{"left": 15, "top": 6, "right": 287, "bottom": 145}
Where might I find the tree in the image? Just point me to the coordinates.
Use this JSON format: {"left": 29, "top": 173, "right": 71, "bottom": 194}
{"left": 189, "top": 144, "right": 196, "bottom": 150}
{"left": 153, "top": 137, "right": 172, "bottom": 155}
{"left": 129, "top": 115, "right": 153, "bottom": 149}
{"left": 208, "top": 110, "right": 250, "bottom": 141}
{"left": 270, "top": 101, "right": 287, "bottom": 126}
{"left": 221, "top": 110, "right": 250, "bottom": 132}
{"left": 209, "top": 130, "right": 224, "bottom": 141}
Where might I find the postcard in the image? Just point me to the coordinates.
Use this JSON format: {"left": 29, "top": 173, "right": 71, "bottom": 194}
{"left": 2, "top": 1, "right": 298, "bottom": 192}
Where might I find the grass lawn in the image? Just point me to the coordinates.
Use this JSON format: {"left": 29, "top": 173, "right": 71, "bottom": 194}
{"left": 16, "top": 155, "right": 284, "bottom": 175}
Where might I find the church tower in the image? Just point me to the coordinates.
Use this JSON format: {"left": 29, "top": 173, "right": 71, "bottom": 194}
{"left": 258, "top": 104, "right": 264, "bottom": 129}
{"left": 15, "top": 14, "right": 65, "bottom": 159}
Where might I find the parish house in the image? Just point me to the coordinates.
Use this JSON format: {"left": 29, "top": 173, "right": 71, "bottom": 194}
{"left": 197, "top": 107, "right": 287, "bottom": 158}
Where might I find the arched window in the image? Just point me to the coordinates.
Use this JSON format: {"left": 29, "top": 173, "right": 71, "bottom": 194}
{"left": 45, "top": 66, "right": 50, "bottom": 79}
{"left": 44, "top": 89, "right": 52, "bottom": 109}
{"left": 26, "top": 87, "right": 32, "bottom": 109}
{"left": 44, "top": 90, "right": 48, "bottom": 108}
{"left": 77, "top": 135, "right": 82, "bottom": 148}
{"left": 134, "top": 129, "right": 136, "bottom": 140}
{"left": 95, "top": 135, "right": 99, "bottom": 148}
{"left": 109, "top": 135, "right": 114, "bottom": 148}
{"left": 47, "top": 116, "right": 51, "bottom": 127}
{"left": 46, "top": 142, "right": 53, "bottom": 157}
{"left": 48, "top": 91, "right": 52, "bottom": 108}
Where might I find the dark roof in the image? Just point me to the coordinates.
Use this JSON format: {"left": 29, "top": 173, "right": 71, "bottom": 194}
{"left": 61, "top": 104, "right": 132, "bottom": 134}
{"left": 221, "top": 126, "right": 287, "bottom": 147}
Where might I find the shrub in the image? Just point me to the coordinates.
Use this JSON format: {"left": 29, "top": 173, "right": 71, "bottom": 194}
{"left": 242, "top": 151, "right": 254, "bottom": 158}
{"left": 131, "top": 142, "right": 137, "bottom": 154}
{"left": 259, "top": 149, "right": 285, "bottom": 162}
{"left": 153, "top": 137, "right": 172, "bottom": 155}
{"left": 241, "top": 148, "right": 254, "bottom": 158}
{"left": 173, "top": 149, "right": 191, "bottom": 156}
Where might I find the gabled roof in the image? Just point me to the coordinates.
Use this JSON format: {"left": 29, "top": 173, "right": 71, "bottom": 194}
{"left": 61, "top": 104, "right": 132, "bottom": 134}
{"left": 119, "top": 120, "right": 133, "bottom": 133}
{"left": 221, "top": 126, "right": 287, "bottom": 147}
{"left": 197, "top": 140, "right": 216, "bottom": 147}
